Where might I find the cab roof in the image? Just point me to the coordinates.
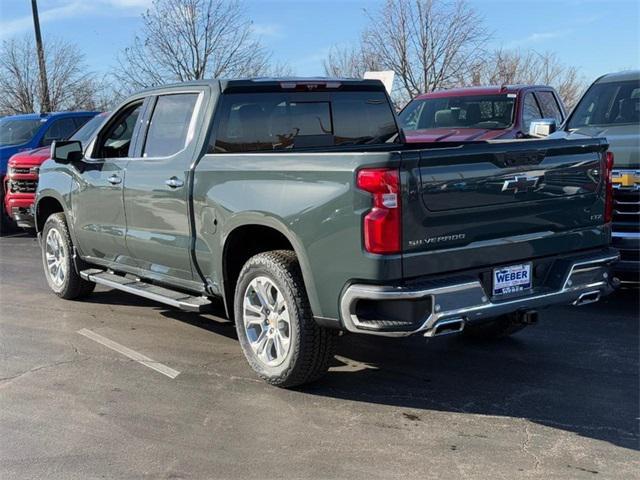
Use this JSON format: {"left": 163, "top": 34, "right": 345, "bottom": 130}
{"left": 138, "top": 77, "right": 388, "bottom": 94}
{"left": 414, "top": 85, "right": 554, "bottom": 100}
{"left": 595, "top": 70, "right": 639, "bottom": 84}
{"left": 1, "top": 111, "right": 99, "bottom": 121}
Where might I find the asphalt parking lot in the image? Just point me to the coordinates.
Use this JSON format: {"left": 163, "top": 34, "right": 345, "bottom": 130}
{"left": 1, "top": 232, "right": 638, "bottom": 480}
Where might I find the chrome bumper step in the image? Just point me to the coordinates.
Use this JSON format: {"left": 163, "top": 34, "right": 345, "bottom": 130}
{"left": 340, "top": 251, "right": 619, "bottom": 337}
{"left": 80, "top": 269, "right": 211, "bottom": 312}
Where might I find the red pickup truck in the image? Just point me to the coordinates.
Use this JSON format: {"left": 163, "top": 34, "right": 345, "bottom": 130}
{"left": 4, "top": 112, "right": 107, "bottom": 229}
{"left": 398, "top": 85, "right": 567, "bottom": 142}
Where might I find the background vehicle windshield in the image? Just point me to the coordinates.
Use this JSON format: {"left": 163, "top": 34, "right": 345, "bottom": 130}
{"left": 0, "top": 118, "right": 42, "bottom": 147}
{"left": 70, "top": 114, "right": 107, "bottom": 144}
{"left": 568, "top": 79, "right": 640, "bottom": 128}
{"left": 399, "top": 94, "right": 515, "bottom": 130}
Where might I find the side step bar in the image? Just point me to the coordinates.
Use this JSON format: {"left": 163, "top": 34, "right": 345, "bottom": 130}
{"left": 80, "top": 269, "right": 211, "bottom": 312}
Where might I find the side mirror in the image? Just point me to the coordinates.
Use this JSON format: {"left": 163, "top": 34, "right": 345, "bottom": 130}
{"left": 51, "top": 140, "right": 83, "bottom": 163}
{"left": 528, "top": 119, "right": 557, "bottom": 138}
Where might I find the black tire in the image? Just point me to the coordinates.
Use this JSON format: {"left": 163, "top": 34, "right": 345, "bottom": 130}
{"left": 462, "top": 314, "right": 527, "bottom": 341}
{"left": 234, "top": 250, "right": 336, "bottom": 388}
{"left": 41, "top": 213, "right": 95, "bottom": 299}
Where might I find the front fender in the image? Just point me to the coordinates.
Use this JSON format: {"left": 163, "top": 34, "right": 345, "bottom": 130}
{"left": 35, "top": 161, "right": 74, "bottom": 237}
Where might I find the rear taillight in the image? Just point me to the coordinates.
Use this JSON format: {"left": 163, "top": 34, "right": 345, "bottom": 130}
{"left": 357, "top": 168, "right": 401, "bottom": 254}
{"left": 604, "top": 151, "right": 614, "bottom": 223}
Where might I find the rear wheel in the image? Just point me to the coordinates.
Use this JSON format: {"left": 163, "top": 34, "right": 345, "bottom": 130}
{"left": 41, "top": 213, "right": 95, "bottom": 299}
{"left": 234, "top": 250, "right": 336, "bottom": 387}
{"left": 462, "top": 314, "right": 528, "bottom": 341}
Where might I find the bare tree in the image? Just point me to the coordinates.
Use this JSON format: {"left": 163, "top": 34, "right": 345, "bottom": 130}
{"left": 355, "top": 0, "right": 490, "bottom": 101}
{"left": 322, "top": 44, "right": 382, "bottom": 78}
{"left": 114, "top": 0, "right": 275, "bottom": 92}
{"left": 0, "top": 36, "right": 97, "bottom": 115}
{"left": 472, "top": 49, "right": 585, "bottom": 108}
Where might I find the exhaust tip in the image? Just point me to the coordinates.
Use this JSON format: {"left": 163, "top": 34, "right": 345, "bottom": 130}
{"left": 425, "top": 317, "right": 465, "bottom": 337}
{"left": 573, "top": 290, "right": 601, "bottom": 306}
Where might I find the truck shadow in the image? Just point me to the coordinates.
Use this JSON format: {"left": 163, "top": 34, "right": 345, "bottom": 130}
{"left": 306, "top": 288, "right": 639, "bottom": 451}
{"left": 85, "top": 286, "right": 638, "bottom": 450}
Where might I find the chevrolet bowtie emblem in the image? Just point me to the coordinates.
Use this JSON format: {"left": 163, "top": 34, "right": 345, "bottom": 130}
{"left": 612, "top": 170, "right": 640, "bottom": 189}
{"left": 501, "top": 175, "right": 540, "bottom": 193}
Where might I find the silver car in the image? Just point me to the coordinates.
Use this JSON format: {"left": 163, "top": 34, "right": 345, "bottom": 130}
{"left": 566, "top": 70, "right": 640, "bottom": 284}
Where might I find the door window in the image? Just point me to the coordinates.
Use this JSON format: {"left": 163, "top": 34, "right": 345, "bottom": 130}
{"left": 42, "top": 118, "right": 77, "bottom": 146}
{"left": 536, "top": 91, "right": 564, "bottom": 124}
{"left": 143, "top": 93, "right": 199, "bottom": 158}
{"left": 94, "top": 102, "right": 143, "bottom": 158}
{"left": 522, "top": 93, "right": 543, "bottom": 132}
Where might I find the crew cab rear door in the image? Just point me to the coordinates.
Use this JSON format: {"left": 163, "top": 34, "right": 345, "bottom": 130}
{"left": 123, "top": 87, "right": 207, "bottom": 284}
{"left": 401, "top": 137, "right": 609, "bottom": 278}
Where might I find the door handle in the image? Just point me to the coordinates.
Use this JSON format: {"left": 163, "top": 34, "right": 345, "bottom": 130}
{"left": 165, "top": 176, "right": 184, "bottom": 189}
{"left": 108, "top": 174, "right": 122, "bottom": 185}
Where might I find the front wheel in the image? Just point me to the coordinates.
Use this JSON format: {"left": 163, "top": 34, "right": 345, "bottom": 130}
{"left": 234, "top": 250, "right": 336, "bottom": 387}
{"left": 41, "top": 213, "right": 95, "bottom": 299}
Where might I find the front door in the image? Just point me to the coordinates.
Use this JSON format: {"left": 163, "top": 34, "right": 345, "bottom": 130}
{"left": 123, "top": 91, "right": 204, "bottom": 283}
{"left": 72, "top": 100, "right": 145, "bottom": 265}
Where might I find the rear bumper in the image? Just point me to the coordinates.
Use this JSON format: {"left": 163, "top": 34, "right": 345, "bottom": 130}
{"left": 339, "top": 248, "right": 619, "bottom": 337}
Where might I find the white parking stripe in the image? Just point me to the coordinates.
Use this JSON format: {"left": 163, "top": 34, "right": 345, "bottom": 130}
{"left": 77, "top": 328, "right": 180, "bottom": 379}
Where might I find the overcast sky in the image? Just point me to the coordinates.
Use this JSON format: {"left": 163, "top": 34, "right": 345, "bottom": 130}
{"left": 1, "top": 0, "right": 638, "bottom": 83}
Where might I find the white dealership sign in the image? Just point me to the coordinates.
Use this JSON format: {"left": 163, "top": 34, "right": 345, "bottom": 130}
{"left": 364, "top": 71, "right": 395, "bottom": 95}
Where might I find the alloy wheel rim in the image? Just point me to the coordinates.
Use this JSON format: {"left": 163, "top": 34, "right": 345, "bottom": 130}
{"left": 45, "top": 228, "right": 66, "bottom": 288}
{"left": 242, "top": 276, "right": 291, "bottom": 367}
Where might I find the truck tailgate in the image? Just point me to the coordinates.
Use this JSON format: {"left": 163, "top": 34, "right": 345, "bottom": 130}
{"left": 400, "top": 138, "right": 610, "bottom": 279}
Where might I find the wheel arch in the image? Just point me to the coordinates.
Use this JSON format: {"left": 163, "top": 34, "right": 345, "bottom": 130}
{"left": 35, "top": 194, "right": 66, "bottom": 233}
{"left": 219, "top": 218, "right": 321, "bottom": 320}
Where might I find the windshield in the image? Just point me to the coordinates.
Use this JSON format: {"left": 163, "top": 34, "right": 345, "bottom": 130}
{"left": 0, "top": 118, "right": 43, "bottom": 147}
{"left": 71, "top": 114, "right": 107, "bottom": 144}
{"left": 568, "top": 79, "right": 640, "bottom": 129}
{"left": 399, "top": 94, "right": 515, "bottom": 130}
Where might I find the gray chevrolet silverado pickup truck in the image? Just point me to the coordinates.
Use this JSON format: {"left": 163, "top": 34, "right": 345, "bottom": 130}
{"left": 35, "top": 78, "right": 618, "bottom": 387}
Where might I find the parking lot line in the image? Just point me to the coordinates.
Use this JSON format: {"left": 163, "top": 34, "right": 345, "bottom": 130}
{"left": 77, "top": 328, "right": 180, "bottom": 379}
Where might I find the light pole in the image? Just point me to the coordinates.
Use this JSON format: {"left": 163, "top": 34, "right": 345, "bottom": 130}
{"left": 31, "top": 0, "right": 51, "bottom": 113}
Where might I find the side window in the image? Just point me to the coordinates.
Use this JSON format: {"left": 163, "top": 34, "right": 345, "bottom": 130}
{"left": 522, "top": 93, "right": 543, "bottom": 132}
{"left": 42, "top": 118, "right": 77, "bottom": 146}
{"left": 536, "top": 91, "right": 564, "bottom": 123}
{"left": 143, "top": 93, "right": 199, "bottom": 158}
{"left": 93, "top": 102, "right": 143, "bottom": 159}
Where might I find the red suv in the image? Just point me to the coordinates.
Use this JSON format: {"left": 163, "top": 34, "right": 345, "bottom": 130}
{"left": 4, "top": 112, "right": 107, "bottom": 229}
{"left": 398, "top": 85, "right": 567, "bottom": 142}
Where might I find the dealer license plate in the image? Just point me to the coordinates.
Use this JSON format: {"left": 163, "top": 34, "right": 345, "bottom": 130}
{"left": 492, "top": 263, "right": 532, "bottom": 296}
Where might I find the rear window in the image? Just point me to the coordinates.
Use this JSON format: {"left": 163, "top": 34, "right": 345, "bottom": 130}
{"left": 399, "top": 94, "right": 515, "bottom": 131}
{"left": 568, "top": 79, "right": 640, "bottom": 128}
{"left": 211, "top": 91, "right": 398, "bottom": 153}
